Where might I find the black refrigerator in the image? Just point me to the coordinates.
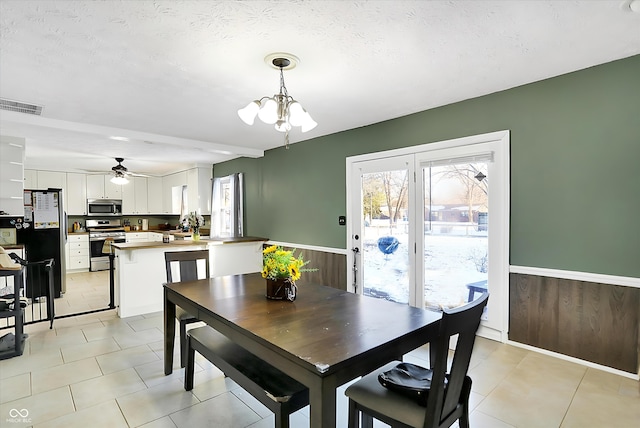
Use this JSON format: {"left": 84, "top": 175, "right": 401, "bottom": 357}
{"left": 16, "top": 189, "right": 67, "bottom": 298}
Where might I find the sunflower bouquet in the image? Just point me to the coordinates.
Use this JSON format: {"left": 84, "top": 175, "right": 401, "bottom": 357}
{"left": 261, "top": 245, "right": 313, "bottom": 284}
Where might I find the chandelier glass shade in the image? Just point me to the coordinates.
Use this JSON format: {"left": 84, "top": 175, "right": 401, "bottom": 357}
{"left": 238, "top": 56, "right": 317, "bottom": 146}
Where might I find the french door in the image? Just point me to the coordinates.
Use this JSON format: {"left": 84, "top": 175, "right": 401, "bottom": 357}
{"left": 348, "top": 155, "right": 415, "bottom": 304}
{"left": 347, "top": 131, "right": 509, "bottom": 340}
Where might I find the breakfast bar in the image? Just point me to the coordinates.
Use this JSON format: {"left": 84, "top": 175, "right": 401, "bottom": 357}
{"left": 112, "top": 236, "right": 267, "bottom": 317}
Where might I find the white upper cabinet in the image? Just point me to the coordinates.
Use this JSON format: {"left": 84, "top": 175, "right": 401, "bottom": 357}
{"left": 86, "top": 175, "right": 104, "bottom": 199}
{"left": 134, "top": 177, "right": 148, "bottom": 214}
{"left": 147, "top": 177, "right": 163, "bottom": 214}
{"left": 18, "top": 167, "right": 213, "bottom": 218}
{"left": 162, "top": 171, "right": 188, "bottom": 214}
{"left": 36, "top": 170, "right": 67, "bottom": 211}
{"left": 187, "top": 167, "right": 212, "bottom": 215}
{"left": 24, "top": 169, "right": 37, "bottom": 189}
{"left": 87, "top": 175, "right": 122, "bottom": 199}
{"left": 122, "top": 177, "right": 148, "bottom": 214}
{"left": 37, "top": 171, "right": 66, "bottom": 190}
{"left": 66, "top": 173, "right": 87, "bottom": 215}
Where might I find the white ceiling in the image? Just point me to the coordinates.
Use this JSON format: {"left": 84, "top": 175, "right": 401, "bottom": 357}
{"left": 1, "top": 0, "right": 639, "bottom": 177}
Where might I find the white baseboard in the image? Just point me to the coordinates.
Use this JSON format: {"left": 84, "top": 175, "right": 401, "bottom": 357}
{"left": 506, "top": 340, "right": 639, "bottom": 380}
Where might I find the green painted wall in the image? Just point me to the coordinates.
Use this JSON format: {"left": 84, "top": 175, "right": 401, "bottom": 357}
{"left": 215, "top": 55, "right": 640, "bottom": 278}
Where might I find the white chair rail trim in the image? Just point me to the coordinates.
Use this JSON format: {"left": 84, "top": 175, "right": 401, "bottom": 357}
{"left": 509, "top": 265, "right": 640, "bottom": 289}
{"left": 266, "top": 241, "right": 348, "bottom": 255}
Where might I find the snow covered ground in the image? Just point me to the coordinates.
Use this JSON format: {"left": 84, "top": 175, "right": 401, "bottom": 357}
{"left": 362, "top": 224, "right": 488, "bottom": 310}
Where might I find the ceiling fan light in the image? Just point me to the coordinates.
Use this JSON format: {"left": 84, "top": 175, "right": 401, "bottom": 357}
{"left": 111, "top": 173, "right": 129, "bottom": 185}
{"left": 288, "top": 101, "right": 305, "bottom": 127}
{"left": 300, "top": 112, "right": 317, "bottom": 133}
{"left": 257, "top": 98, "right": 278, "bottom": 124}
{"left": 237, "top": 100, "right": 260, "bottom": 125}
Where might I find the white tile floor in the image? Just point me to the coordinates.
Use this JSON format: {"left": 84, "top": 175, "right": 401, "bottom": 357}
{"left": 1, "top": 271, "right": 638, "bottom": 427}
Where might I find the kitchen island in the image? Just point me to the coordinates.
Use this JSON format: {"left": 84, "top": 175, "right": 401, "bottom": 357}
{"left": 112, "top": 236, "right": 267, "bottom": 317}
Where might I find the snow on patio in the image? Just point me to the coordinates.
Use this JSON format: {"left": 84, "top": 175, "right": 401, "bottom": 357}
{"left": 362, "top": 224, "right": 488, "bottom": 311}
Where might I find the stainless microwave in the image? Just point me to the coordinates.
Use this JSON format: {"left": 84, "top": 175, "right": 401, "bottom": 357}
{"left": 87, "top": 199, "right": 122, "bottom": 216}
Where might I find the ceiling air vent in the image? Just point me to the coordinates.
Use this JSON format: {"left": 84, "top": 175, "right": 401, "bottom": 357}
{"left": 0, "top": 98, "right": 43, "bottom": 115}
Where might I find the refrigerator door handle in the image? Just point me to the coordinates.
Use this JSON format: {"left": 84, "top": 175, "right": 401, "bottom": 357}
{"left": 63, "top": 211, "right": 68, "bottom": 242}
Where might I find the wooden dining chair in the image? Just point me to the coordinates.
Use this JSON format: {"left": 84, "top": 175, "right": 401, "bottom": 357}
{"left": 345, "top": 292, "right": 489, "bottom": 428}
{"left": 164, "top": 249, "right": 210, "bottom": 368}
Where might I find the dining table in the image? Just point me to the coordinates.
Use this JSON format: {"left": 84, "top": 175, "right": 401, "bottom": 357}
{"left": 164, "top": 272, "right": 441, "bottom": 428}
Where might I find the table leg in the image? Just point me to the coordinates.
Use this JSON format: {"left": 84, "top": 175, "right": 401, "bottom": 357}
{"left": 309, "top": 377, "right": 337, "bottom": 428}
{"left": 164, "top": 289, "right": 175, "bottom": 375}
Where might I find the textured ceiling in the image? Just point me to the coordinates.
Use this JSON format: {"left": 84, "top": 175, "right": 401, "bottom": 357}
{"left": 1, "top": 0, "right": 639, "bottom": 176}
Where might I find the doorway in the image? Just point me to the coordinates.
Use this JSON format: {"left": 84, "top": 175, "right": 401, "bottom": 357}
{"left": 347, "top": 131, "right": 509, "bottom": 341}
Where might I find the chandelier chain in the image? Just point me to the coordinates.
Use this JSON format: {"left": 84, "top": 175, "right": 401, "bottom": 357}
{"left": 279, "top": 67, "right": 289, "bottom": 99}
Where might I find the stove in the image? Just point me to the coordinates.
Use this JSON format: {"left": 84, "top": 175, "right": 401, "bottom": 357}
{"left": 86, "top": 219, "right": 126, "bottom": 271}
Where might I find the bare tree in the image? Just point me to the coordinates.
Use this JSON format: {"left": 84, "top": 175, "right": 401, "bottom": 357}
{"left": 437, "top": 163, "right": 488, "bottom": 221}
{"left": 361, "top": 170, "right": 409, "bottom": 228}
{"left": 382, "top": 170, "right": 408, "bottom": 226}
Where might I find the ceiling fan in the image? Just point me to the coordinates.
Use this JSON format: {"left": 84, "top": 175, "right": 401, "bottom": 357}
{"left": 109, "top": 157, "right": 148, "bottom": 184}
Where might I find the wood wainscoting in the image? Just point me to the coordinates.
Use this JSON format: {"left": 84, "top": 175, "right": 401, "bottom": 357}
{"left": 264, "top": 244, "right": 348, "bottom": 291}
{"left": 509, "top": 272, "right": 640, "bottom": 374}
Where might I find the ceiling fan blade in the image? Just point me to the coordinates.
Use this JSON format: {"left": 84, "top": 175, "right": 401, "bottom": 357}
{"left": 127, "top": 172, "right": 151, "bottom": 178}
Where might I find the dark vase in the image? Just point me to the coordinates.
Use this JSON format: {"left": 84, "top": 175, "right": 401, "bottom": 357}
{"left": 265, "top": 278, "right": 297, "bottom": 301}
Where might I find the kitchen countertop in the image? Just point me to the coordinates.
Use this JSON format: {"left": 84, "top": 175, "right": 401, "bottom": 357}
{"left": 111, "top": 236, "right": 268, "bottom": 251}
{"left": 207, "top": 236, "right": 268, "bottom": 244}
{"left": 111, "top": 240, "right": 208, "bottom": 250}
{"left": 1, "top": 244, "right": 25, "bottom": 250}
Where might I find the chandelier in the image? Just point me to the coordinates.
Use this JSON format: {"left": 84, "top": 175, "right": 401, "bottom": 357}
{"left": 238, "top": 53, "right": 317, "bottom": 149}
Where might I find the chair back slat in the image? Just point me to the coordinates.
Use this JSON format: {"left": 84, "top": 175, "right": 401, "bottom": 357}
{"left": 165, "top": 250, "right": 210, "bottom": 284}
{"left": 424, "top": 292, "right": 489, "bottom": 428}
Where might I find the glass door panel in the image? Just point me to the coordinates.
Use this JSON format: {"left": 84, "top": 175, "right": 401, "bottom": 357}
{"left": 361, "top": 169, "right": 410, "bottom": 304}
{"left": 422, "top": 161, "right": 489, "bottom": 316}
{"left": 350, "top": 155, "right": 414, "bottom": 305}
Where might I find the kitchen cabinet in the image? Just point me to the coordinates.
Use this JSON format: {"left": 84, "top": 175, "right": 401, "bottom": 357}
{"left": 125, "top": 232, "right": 169, "bottom": 243}
{"left": 147, "top": 177, "right": 163, "bottom": 214}
{"left": 36, "top": 171, "right": 66, "bottom": 190}
{"left": 158, "top": 167, "right": 210, "bottom": 216}
{"left": 24, "top": 169, "right": 37, "bottom": 189}
{"left": 125, "top": 232, "right": 149, "bottom": 243}
{"left": 67, "top": 234, "right": 89, "bottom": 271}
{"left": 148, "top": 232, "right": 165, "bottom": 242}
{"left": 35, "top": 171, "right": 67, "bottom": 215}
{"left": 187, "top": 167, "right": 212, "bottom": 215}
{"left": 122, "top": 177, "right": 148, "bottom": 214}
{"left": 66, "top": 173, "right": 87, "bottom": 215}
{"left": 87, "top": 175, "right": 122, "bottom": 199}
{"left": 162, "top": 171, "right": 187, "bottom": 214}
{"left": 0, "top": 136, "right": 25, "bottom": 216}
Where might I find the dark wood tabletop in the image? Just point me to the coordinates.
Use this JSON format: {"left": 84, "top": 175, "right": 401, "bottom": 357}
{"left": 164, "top": 272, "right": 440, "bottom": 428}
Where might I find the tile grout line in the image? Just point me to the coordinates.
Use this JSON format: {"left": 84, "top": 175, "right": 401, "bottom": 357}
{"left": 558, "top": 365, "right": 588, "bottom": 427}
